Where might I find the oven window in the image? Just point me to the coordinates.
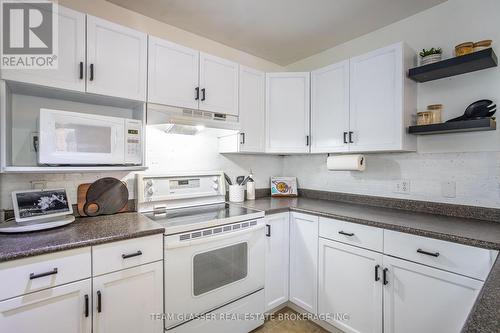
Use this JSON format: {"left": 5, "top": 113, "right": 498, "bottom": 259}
{"left": 193, "top": 242, "right": 248, "bottom": 296}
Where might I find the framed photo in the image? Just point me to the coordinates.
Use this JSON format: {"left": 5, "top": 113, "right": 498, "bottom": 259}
{"left": 271, "top": 177, "right": 298, "bottom": 197}
{"left": 12, "top": 188, "right": 73, "bottom": 222}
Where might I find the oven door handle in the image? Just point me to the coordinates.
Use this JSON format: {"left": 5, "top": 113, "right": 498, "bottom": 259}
{"left": 165, "top": 224, "right": 265, "bottom": 249}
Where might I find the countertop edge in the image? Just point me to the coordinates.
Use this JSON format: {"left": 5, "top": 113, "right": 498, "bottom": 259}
{"left": 0, "top": 227, "right": 165, "bottom": 263}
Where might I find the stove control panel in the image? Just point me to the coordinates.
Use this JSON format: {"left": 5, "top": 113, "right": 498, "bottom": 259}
{"left": 136, "top": 172, "right": 226, "bottom": 209}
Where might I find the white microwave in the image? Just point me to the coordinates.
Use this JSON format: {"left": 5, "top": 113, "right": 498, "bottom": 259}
{"left": 39, "top": 109, "right": 143, "bottom": 165}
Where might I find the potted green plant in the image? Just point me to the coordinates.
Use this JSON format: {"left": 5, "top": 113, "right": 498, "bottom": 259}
{"left": 419, "top": 47, "right": 442, "bottom": 65}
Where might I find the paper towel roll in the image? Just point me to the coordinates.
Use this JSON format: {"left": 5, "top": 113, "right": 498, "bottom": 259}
{"left": 327, "top": 155, "right": 366, "bottom": 171}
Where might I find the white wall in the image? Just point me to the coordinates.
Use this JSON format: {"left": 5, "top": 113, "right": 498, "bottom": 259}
{"left": 0, "top": 128, "right": 283, "bottom": 209}
{"left": 283, "top": 0, "right": 500, "bottom": 208}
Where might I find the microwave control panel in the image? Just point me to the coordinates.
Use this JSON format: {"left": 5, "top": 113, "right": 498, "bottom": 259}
{"left": 125, "top": 120, "right": 143, "bottom": 165}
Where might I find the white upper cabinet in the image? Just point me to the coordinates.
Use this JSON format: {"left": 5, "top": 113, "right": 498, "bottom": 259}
{"left": 349, "top": 42, "right": 416, "bottom": 152}
{"left": 266, "top": 73, "right": 310, "bottom": 154}
{"left": 0, "top": 5, "right": 86, "bottom": 92}
{"left": 86, "top": 15, "right": 147, "bottom": 101}
{"left": 148, "top": 37, "right": 200, "bottom": 109}
{"left": 199, "top": 52, "right": 239, "bottom": 116}
{"left": 239, "top": 66, "right": 266, "bottom": 152}
{"left": 310, "top": 60, "right": 350, "bottom": 153}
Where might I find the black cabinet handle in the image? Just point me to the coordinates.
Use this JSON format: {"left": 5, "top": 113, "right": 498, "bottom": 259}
{"left": 84, "top": 294, "right": 89, "bottom": 317}
{"left": 349, "top": 131, "right": 354, "bottom": 143}
{"left": 79, "top": 62, "right": 84, "bottom": 80}
{"left": 343, "top": 132, "right": 348, "bottom": 144}
{"left": 122, "top": 250, "right": 143, "bottom": 259}
{"left": 89, "top": 64, "right": 94, "bottom": 81}
{"left": 417, "top": 248, "right": 440, "bottom": 257}
{"left": 383, "top": 268, "right": 389, "bottom": 285}
{"left": 29, "top": 268, "right": 58, "bottom": 280}
{"left": 240, "top": 132, "right": 245, "bottom": 145}
{"left": 375, "top": 265, "right": 380, "bottom": 282}
{"left": 201, "top": 88, "right": 206, "bottom": 101}
{"left": 195, "top": 87, "right": 199, "bottom": 100}
{"left": 338, "top": 231, "right": 354, "bottom": 237}
{"left": 97, "top": 290, "right": 102, "bottom": 313}
{"left": 306, "top": 135, "right": 310, "bottom": 146}
{"left": 265, "top": 224, "right": 271, "bottom": 237}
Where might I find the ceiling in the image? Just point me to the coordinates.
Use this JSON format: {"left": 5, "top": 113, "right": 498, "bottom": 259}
{"left": 107, "top": 0, "right": 447, "bottom": 66}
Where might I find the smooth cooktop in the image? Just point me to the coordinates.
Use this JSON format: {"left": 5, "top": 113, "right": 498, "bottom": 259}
{"left": 142, "top": 203, "right": 264, "bottom": 235}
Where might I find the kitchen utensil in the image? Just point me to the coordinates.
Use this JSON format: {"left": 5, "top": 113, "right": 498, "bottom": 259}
{"left": 82, "top": 178, "right": 128, "bottom": 217}
{"left": 236, "top": 176, "right": 245, "bottom": 185}
{"left": 240, "top": 176, "right": 250, "bottom": 186}
{"left": 224, "top": 173, "right": 233, "bottom": 185}
{"left": 447, "top": 100, "right": 496, "bottom": 122}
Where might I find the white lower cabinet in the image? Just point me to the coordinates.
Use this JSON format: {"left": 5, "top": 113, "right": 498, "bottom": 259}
{"left": 264, "top": 212, "right": 290, "bottom": 311}
{"left": 383, "top": 255, "right": 483, "bottom": 333}
{"left": 93, "top": 261, "right": 163, "bottom": 333}
{"left": 289, "top": 212, "right": 318, "bottom": 313}
{"left": 318, "top": 238, "right": 383, "bottom": 333}
{"left": 0, "top": 279, "right": 91, "bottom": 333}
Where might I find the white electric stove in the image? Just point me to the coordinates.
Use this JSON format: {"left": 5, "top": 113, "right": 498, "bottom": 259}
{"left": 137, "top": 172, "right": 265, "bottom": 333}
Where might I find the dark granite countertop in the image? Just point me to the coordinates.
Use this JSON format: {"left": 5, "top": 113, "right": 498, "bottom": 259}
{"left": 0, "top": 212, "right": 165, "bottom": 263}
{"left": 240, "top": 196, "right": 500, "bottom": 333}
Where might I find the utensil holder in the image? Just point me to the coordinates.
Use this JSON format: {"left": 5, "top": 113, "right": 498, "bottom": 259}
{"left": 229, "top": 185, "right": 245, "bottom": 203}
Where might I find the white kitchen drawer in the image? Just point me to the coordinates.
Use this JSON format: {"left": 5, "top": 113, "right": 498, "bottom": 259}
{"left": 92, "top": 235, "right": 163, "bottom": 276}
{"left": 384, "top": 230, "right": 498, "bottom": 281}
{"left": 0, "top": 247, "right": 91, "bottom": 301}
{"left": 319, "top": 217, "right": 383, "bottom": 252}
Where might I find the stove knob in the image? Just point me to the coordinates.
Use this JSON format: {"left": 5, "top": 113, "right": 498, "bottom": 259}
{"left": 212, "top": 176, "right": 218, "bottom": 183}
{"left": 146, "top": 179, "right": 154, "bottom": 187}
{"left": 213, "top": 184, "right": 219, "bottom": 191}
{"left": 147, "top": 187, "right": 155, "bottom": 196}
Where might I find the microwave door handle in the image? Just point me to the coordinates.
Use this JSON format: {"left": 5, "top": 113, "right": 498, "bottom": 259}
{"left": 165, "top": 224, "right": 265, "bottom": 250}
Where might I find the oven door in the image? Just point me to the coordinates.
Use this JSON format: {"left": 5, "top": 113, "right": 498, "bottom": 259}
{"left": 39, "top": 109, "right": 125, "bottom": 165}
{"left": 164, "top": 220, "right": 265, "bottom": 329}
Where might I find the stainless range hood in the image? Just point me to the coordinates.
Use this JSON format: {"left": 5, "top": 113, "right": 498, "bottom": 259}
{"left": 147, "top": 103, "right": 240, "bottom": 135}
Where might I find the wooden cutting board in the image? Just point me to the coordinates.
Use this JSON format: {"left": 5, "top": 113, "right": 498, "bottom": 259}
{"left": 77, "top": 179, "right": 130, "bottom": 217}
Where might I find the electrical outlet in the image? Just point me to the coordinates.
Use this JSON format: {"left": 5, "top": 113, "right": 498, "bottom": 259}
{"left": 394, "top": 180, "right": 411, "bottom": 194}
{"left": 31, "top": 181, "right": 47, "bottom": 190}
{"left": 441, "top": 181, "right": 456, "bottom": 198}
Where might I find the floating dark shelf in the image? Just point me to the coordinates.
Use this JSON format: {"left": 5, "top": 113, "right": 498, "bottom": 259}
{"left": 408, "top": 118, "right": 496, "bottom": 135}
{"left": 408, "top": 48, "right": 498, "bottom": 82}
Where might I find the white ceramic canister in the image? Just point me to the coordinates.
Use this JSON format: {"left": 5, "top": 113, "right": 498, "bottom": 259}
{"left": 229, "top": 185, "right": 245, "bottom": 203}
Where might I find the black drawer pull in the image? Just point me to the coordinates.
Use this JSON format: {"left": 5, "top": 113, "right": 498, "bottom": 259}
{"left": 348, "top": 131, "right": 354, "bottom": 143}
{"left": 79, "top": 61, "right": 84, "bottom": 80}
{"left": 84, "top": 294, "right": 89, "bottom": 317}
{"left": 29, "top": 268, "right": 58, "bottom": 280}
{"left": 122, "top": 250, "right": 143, "bottom": 259}
{"left": 343, "top": 132, "right": 348, "bottom": 144}
{"left": 383, "top": 268, "right": 389, "bottom": 285}
{"left": 97, "top": 290, "right": 102, "bottom": 313}
{"left": 89, "top": 64, "right": 94, "bottom": 81}
{"left": 195, "top": 87, "right": 199, "bottom": 100}
{"left": 374, "top": 265, "right": 380, "bottom": 282}
{"left": 265, "top": 224, "right": 271, "bottom": 237}
{"left": 201, "top": 88, "right": 206, "bottom": 101}
{"left": 338, "top": 231, "right": 354, "bottom": 237}
{"left": 417, "top": 249, "right": 440, "bottom": 257}
{"left": 240, "top": 132, "right": 245, "bottom": 145}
